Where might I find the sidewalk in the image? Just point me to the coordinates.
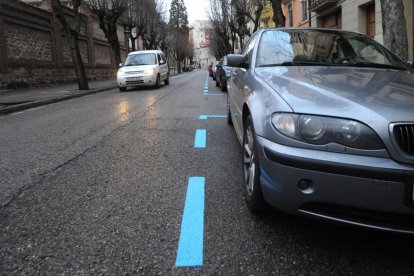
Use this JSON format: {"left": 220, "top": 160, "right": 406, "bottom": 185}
{"left": 0, "top": 79, "right": 118, "bottom": 115}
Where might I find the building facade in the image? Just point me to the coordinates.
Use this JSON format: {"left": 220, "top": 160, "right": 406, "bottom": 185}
{"left": 189, "top": 20, "right": 216, "bottom": 69}
{"left": 310, "top": 0, "right": 414, "bottom": 59}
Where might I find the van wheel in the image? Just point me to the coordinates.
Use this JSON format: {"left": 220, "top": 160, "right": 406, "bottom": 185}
{"left": 164, "top": 76, "right": 169, "bottom": 85}
{"left": 119, "top": 87, "right": 126, "bottom": 92}
{"left": 155, "top": 74, "right": 160, "bottom": 89}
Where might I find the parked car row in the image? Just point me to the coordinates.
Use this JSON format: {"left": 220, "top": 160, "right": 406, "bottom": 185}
{"left": 209, "top": 58, "right": 232, "bottom": 92}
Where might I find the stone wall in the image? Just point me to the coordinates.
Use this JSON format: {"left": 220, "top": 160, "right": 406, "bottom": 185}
{"left": 0, "top": 0, "right": 128, "bottom": 90}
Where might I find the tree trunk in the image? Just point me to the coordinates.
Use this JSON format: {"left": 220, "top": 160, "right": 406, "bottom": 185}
{"left": 52, "top": 0, "right": 89, "bottom": 90}
{"left": 177, "top": 60, "right": 181, "bottom": 73}
{"left": 271, "top": 0, "right": 286, "bottom": 27}
{"left": 380, "top": 0, "right": 408, "bottom": 60}
{"left": 68, "top": 35, "right": 89, "bottom": 90}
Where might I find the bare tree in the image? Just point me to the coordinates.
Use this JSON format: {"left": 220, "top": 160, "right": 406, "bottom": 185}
{"left": 209, "top": 0, "right": 234, "bottom": 57}
{"left": 380, "top": 0, "right": 408, "bottom": 60}
{"left": 86, "top": 0, "right": 128, "bottom": 66}
{"left": 52, "top": 0, "right": 89, "bottom": 90}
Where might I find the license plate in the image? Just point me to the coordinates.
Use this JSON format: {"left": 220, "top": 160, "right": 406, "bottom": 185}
{"left": 127, "top": 77, "right": 142, "bottom": 81}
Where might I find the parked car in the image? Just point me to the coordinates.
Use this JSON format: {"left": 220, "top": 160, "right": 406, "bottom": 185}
{"left": 211, "top": 61, "right": 220, "bottom": 80}
{"left": 215, "top": 56, "right": 232, "bottom": 91}
{"left": 117, "top": 50, "right": 169, "bottom": 91}
{"left": 227, "top": 28, "right": 414, "bottom": 234}
{"left": 208, "top": 62, "right": 214, "bottom": 77}
{"left": 183, "top": 64, "right": 194, "bottom": 72}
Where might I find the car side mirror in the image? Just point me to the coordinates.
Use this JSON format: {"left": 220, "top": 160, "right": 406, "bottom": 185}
{"left": 227, "top": 54, "right": 248, "bottom": 69}
{"left": 119, "top": 63, "right": 123, "bottom": 67}
{"left": 160, "top": 59, "right": 165, "bottom": 65}
{"left": 407, "top": 61, "right": 414, "bottom": 69}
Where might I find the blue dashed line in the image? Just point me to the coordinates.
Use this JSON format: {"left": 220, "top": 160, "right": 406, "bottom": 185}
{"left": 176, "top": 177, "right": 205, "bottom": 267}
{"left": 194, "top": 129, "right": 206, "bottom": 148}
{"left": 199, "top": 115, "right": 226, "bottom": 120}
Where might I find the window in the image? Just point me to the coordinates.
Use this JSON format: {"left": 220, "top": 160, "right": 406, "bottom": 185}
{"left": 302, "top": 0, "right": 308, "bottom": 21}
{"left": 242, "top": 33, "right": 258, "bottom": 65}
{"left": 288, "top": 3, "right": 293, "bottom": 27}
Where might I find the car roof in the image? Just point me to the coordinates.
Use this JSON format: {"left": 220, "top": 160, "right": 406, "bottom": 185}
{"left": 258, "top": 27, "right": 365, "bottom": 37}
{"left": 128, "top": 50, "right": 163, "bottom": 56}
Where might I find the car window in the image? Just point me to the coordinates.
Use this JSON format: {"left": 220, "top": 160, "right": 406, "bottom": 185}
{"left": 222, "top": 56, "right": 228, "bottom": 66}
{"left": 242, "top": 33, "right": 258, "bottom": 64}
{"left": 256, "top": 30, "right": 408, "bottom": 69}
{"left": 124, "top": 53, "right": 157, "bottom": 66}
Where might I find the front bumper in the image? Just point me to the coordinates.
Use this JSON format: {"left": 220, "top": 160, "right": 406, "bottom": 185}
{"left": 256, "top": 136, "right": 414, "bottom": 234}
{"left": 117, "top": 74, "right": 157, "bottom": 87}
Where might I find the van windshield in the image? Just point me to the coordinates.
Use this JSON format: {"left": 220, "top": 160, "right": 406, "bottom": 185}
{"left": 124, "top": 53, "right": 157, "bottom": 66}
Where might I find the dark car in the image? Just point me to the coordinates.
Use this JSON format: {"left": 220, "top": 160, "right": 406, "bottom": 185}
{"left": 211, "top": 61, "right": 220, "bottom": 80}
{"left": 227, "top": 28, "right": 414, "bottom": 234}
{"left": 215, "top": 56, "right": 232, "bottom": 91}
{"left": 208, "top": 62, "right": 214, "bottom": 77}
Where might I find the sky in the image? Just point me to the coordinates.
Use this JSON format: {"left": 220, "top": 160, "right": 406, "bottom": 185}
{"left": 162, "top": 0, "right": 210, "bottom": 24}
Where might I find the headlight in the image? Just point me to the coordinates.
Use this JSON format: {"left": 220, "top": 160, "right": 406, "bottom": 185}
{"left": 117, "top": 70, "right": 125, "bottom": 77}
{"left": 225, "top": 71, "right": 231, "bottom": 78}
{"left": 271, "top": 113, "right": 384, "bottom": 150}
{"left": 144, "top": 69, "right": 155, "bottom": 75}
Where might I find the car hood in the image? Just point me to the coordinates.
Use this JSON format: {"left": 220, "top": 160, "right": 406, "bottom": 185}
{"left": 255, "top": 66, "right": 414, "bottom": 123}
{"left": 119, "top": 65, "right": 156, "bottom": 72}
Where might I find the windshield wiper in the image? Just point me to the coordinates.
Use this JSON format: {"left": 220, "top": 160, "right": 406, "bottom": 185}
{"left": 343, "top": 62, "right": 407, "bottom": 70}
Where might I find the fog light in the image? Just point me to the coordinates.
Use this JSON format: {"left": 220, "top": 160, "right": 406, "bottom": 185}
{"left": 298, "top": 179, "right": 314, "bottom": 195}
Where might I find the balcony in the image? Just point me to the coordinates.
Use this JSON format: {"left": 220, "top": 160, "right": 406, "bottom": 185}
{"left": 310, "top": 0, "right": 338, "bottom": 12}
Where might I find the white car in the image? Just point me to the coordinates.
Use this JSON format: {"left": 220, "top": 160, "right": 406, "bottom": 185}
{"left": 117, "top": 50, "right": 169, "bottom": 91}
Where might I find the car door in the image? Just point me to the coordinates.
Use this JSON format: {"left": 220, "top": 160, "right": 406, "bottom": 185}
{"left": 158, "top": 53, "right": 168, "bottom": 81}
{"left": 231, "top": 33, "right": 259, "bottom": 140}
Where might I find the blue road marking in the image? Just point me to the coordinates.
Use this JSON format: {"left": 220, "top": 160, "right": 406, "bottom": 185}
{"left": 194, "top": 129, "right": 206, "bottom": 148}
{"left": 199, "top": 115, "right": 226, "bottom": 120}
{"left": 204, "top": 93, "right": 225, "bottom": 96}
{"left": 176, "top": 176, "right": 205, "bottom": 267}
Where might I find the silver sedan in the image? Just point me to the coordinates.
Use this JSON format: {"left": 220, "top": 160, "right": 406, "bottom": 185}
{"left": 227, "top": 28, "right": 414, "bottom": 234}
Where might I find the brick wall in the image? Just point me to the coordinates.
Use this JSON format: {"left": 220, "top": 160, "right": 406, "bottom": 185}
{"left": 0, "top": 0, "right": 128, "bottom": 90}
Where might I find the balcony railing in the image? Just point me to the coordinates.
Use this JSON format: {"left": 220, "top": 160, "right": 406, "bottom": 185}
{"left": 310, "top": 0, "right": 338, "bottom": 12}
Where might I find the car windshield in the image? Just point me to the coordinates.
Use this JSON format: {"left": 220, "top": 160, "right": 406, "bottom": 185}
{"left": 256, "top": 30, "right": 409, "bottom": 70}
{"left": 124, "top": 53, "right": 157, "bottom": 66}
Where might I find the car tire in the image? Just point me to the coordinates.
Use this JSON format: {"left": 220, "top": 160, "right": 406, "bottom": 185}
{"left": 243, "top": 115, "right": 267, "bottom": 212}
{"left": 226, "top": 95, "right": 233, "bottom": 125}
{"left": 220, "top": 79, "right": 227, "bottom": 92}
{"left": 164, "top": 76, "right": 169, "bottom": 85}
{"left": 119, "top": 87, "right": 126, "bottom": 92}
{"left": 216, "top": 78, "right": 220, "bottom": 87}
{"left": 155, "top": 74, "right": 160, "bottom": 89}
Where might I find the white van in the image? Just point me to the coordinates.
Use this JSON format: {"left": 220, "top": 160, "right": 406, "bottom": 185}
{"left": 117, "top": 50, "right": 169, "bottom": 91}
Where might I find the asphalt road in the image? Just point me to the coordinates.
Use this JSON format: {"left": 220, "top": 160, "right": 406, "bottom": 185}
{"left": 1, "top": 70, "right": 414, "bottom": 275}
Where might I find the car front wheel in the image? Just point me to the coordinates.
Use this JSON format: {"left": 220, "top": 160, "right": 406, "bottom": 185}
{"left": 155, "top": 74, "right": 160, "bottom": 89}
{"left": 243, "top": 115, "right": 266, "bottom": 211}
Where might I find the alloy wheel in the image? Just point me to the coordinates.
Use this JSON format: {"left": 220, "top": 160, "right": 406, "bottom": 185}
{"left": 244, "top": 125, "right": 255, "bottom": 197}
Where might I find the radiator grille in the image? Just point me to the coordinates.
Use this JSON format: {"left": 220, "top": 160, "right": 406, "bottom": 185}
{"left": 393, "top": 124, "right": 414, "bottom": 156}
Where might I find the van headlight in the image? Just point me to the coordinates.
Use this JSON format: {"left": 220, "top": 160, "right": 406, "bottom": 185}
{"left": 144, "top": 69, "right": 155, "bottom": 75}
{"left": 117, "top": 70, "right": 125, "bottom": 77}
{"left": 271, "top": 113, "right": 385, "bottom": 150}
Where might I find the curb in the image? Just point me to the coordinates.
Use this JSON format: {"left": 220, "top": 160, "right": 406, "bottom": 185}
{"left": 0, "top": 85, "right": 117, "bottom": 115}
